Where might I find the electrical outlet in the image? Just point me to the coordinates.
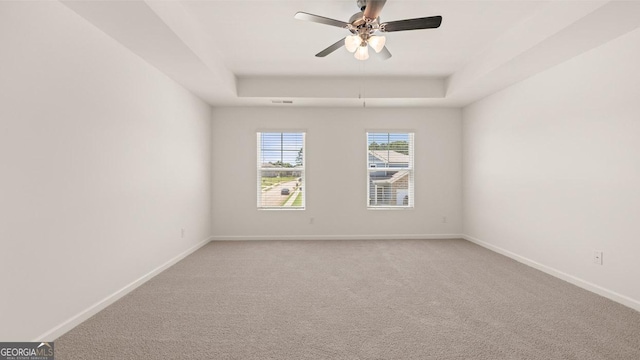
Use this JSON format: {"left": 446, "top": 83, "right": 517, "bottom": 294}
{"left": 442, "top": 216, "right": 447, "bottom": 223}
{"left": 309, "top": 217, "right": 314, "bottom": 225}
{"left": 593, "top": 251, "right": 603, "bottom": 265}
{"left": 181, "top": 228, "right": 185, "bottom": 238}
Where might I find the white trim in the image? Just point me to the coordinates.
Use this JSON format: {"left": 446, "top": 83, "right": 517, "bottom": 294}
{"left": 366, "top": 206, "right": 414, "bottom": 211}
{"left": 211, "top": 234, "right": 462, "bottom": 241}
{"left": 462, "top": 234, "right": 640, "bottom": 312}
{"left": 366, "top": 132, "right": 414, "bottom": 208}
{"left": 34, "top": 236, "right": 213, "bottom": 342}
{"left": 257, "top": 131, "right": 306, "bottom": 209}
{"left": 365, "top": 128, "right": 418, "bottom": 134}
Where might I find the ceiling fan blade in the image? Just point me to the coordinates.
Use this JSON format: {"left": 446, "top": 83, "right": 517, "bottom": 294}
{"left": 379, "top": 46, "right": 392, "bottom": 60}
{"left": 315, "top": 38, "right": 346, "bottom": 57}
{"left": 380, "top": 16, "right": 442, "bottom": 32}
{"left": 294, "top": 12, "right": 350, "bottom": 29}
{"left": 363, "top": 0, "right": 387, "bottom": 21}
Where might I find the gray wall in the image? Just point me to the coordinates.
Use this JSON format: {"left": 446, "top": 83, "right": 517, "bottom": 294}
{"left": 0, "top": 1, "right": 212, "bottom": 341}
{"left": 463, "top": 27, "right": 640, "bottom": 310}
{"left": 211, "top": 107, "right": 463, "bottom": 240}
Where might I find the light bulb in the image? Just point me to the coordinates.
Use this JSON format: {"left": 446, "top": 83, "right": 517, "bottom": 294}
{"left": 367, "top": 35, "right": 386, "bottom": 53}
{"left": 354, "top": 45, "right": 369, "bottom": 60}
{"left": 344, "top": 35, "right": 360, "bottom": 53}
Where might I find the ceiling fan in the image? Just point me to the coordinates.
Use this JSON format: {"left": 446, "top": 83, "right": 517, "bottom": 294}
{"left": 294, "top": 0, "right": 442, "bottom": 61}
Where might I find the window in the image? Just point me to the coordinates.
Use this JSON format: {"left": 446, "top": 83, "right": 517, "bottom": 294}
{"left": 257, "top": 132, "right": 305, "bottom": 209}
{"left": 367, "top": 132, "right": 414, "bottom": 208}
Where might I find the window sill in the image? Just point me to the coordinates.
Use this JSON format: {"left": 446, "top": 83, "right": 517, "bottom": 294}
{"left": 258, "top": 207, "right": 305, "bottom": 211}
{"left": 367, "top": 206, "right": 414, "bottom": 210}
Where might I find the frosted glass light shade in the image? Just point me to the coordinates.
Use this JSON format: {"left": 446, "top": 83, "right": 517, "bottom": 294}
{"left": 367, "top": 35, "right": 386, "bottom": 53}
{"left": 354, "top": 45, "right": 369, "bottom": 60}
{"left": 345, "top": 35, "right": 361, "bottom": 53}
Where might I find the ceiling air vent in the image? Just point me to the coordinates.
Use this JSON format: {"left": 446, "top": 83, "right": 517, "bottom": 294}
{"left": 271, "top": 100, "right": 293, "bottom": 104}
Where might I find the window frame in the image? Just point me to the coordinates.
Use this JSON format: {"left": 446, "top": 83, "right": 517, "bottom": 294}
{"left": 366, "top": 131, "right": 415, "bottom": 210}
{"left": 256, "top": 131, "right": 306, "bottom": 210}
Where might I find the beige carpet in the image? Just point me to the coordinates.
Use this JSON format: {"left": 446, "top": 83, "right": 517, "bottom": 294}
{"left": 56, "top": 239, "right": 640, "bottom": 359}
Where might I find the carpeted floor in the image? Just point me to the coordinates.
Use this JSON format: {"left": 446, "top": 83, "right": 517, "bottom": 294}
{"left": 56, "top": 239, "right": 640, "bottom": 359}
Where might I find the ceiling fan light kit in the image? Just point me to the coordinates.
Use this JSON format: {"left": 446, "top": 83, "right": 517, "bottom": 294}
{"left": 345, "top": 34, "right": 385, "bottom": 59}
{"left": 345, "top": 35, "right": 361, "bottom": 52}
{"left": 294, "top": 0, "right": 442, "bottom": 61}
{"left": 355, "top": 45, "right": 370, "bottom": 61}
{"left": 367, "top": 35, "right": 386, "bottom": 53}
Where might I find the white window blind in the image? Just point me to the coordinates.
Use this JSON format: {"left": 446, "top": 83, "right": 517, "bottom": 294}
{"left": 366, "top": 132, "right": 414, "bottom": 208}
{"left": 257, "top": 132, "right": 305, "bottom": 209}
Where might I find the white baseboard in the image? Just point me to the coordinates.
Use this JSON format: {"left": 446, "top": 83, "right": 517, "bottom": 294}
{"left": 211, "top": 234, "right": 463, "bottom": 241}
{"left": 34, "top": 236, "right": 213, "bottom": 342}
{"left": 462, "top": 234, "right": 640, "bottom": 312}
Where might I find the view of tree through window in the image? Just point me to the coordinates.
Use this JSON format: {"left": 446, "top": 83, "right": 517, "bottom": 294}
{"left": 367, "top": 132, "right": 414, "bottom": 208}
{"left": 257, "top": 132, "right": 305, "bottom": 209}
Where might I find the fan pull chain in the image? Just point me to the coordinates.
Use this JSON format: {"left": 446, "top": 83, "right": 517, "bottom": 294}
{"left": 361, "top": 59, "right": 366, "bottom": 108}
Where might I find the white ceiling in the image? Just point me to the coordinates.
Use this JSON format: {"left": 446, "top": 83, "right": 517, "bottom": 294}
{"left": 62, "top": 0, "right": 640, "bottom": 107}
{"left": 183, "top": 1, "right": 544, "bottom": 77}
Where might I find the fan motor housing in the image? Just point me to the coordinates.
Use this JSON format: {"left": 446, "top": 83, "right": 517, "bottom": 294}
{"left": 349, "top": 11, "right": 379, "bottom": 37}
{"left": 349, "top": 11, "right": 366, "bottom": 27}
